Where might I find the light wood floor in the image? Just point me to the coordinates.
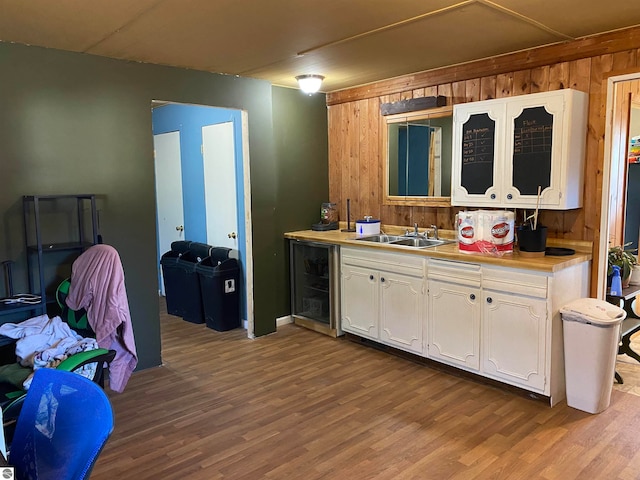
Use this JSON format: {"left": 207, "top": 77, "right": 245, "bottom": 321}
{"left": 91, "top": 304, "right": 640, "bottom": 480}
{"left": 614, "top": 333, "right": 640, "bottom": 397}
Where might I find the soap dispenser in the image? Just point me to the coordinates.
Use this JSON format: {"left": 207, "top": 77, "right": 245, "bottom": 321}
{"left": 610, "top": 265, "right": 623, "bottom": 297}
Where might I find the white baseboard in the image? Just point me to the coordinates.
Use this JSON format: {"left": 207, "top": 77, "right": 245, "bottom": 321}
{"left": 276, "top": 315, "right": 293, "bottom": 328}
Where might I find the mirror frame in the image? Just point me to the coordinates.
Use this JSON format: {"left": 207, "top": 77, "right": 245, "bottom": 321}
{"left": 383, "top": 106, "right": 453, "bottom": 207}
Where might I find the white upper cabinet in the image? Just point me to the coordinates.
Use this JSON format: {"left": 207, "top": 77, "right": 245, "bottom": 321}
{"left": 451, "top": 89, "right": 588, "bottom": 210}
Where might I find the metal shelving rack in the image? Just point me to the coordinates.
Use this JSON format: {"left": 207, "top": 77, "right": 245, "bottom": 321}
{"left": 20, "top": 194, "right": 98, "bottom": 316}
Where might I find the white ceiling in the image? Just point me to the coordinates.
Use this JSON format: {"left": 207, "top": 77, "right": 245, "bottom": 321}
{"left": 1, "top": 0, "right": 639, "bottom": 93}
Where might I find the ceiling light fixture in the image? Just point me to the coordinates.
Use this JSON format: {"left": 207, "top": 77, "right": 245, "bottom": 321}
{"left": 295, "top": 74, "right": 324, "bottom": 95}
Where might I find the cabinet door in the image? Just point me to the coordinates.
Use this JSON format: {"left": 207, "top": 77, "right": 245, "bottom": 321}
{"left": 452, "top": 90, "right": 587, "bottom": 209}
{"left": 428, "top": 279, "right": 480, "bottom": 370}
{"left": 379, "top": 271, "right": 425, "bottom": 354}
{"left": 503, "top": 92, "right": 566, "bottom": 208}
{"left": 341, "top": 264, "right": 379, "bottom": 340}
{"left": 482, "top": 290, "right": 547, "bottom": 391}
{"left": 451, "top": 99, "right": 507, "bottom": 206}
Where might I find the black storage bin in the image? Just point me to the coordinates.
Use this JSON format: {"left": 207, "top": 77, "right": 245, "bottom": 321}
{"left": 160, "top": 241, "right": 212, "bottom": 324}
{"left": 171, "top": 240, "right": 192, "bottom": 255}
{"left": 196, "top": 248, "right": 240, "bottom": 331}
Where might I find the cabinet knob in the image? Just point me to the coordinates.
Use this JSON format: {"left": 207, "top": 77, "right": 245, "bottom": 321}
{"left": 507, "top": 194, "right": 513, "bottom": 200}
{"left": 369, "top": 275, "right": 374, "bottom": 281}
{"left": 487, "top": 297, "right": 493, "bottom": 304}
{"left": 470, "top": 294, "right": 475, "bottom": 300}
{"left": 490, "top": 193, "right": 496, "bottom": 199}
{"left": 380, "top": 277, "right": 385, "bottom": 283}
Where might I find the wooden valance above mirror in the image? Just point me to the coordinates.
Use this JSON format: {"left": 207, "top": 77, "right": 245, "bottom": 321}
{"left": 381, "top": 96, "right": 447, "bottom": 116}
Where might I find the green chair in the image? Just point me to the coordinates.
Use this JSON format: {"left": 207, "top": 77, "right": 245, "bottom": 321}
{"left": 55, "top": 277, "right": 94, "bottom": 340}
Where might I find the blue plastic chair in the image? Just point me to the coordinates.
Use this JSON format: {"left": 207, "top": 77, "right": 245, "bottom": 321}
{"left": 8, "top": 368, "right": 114, "bottom": 480}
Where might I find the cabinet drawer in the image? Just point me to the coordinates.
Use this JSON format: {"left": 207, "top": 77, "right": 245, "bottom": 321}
{"left": 483, "top": 266, "right": 548, "bottom": 299}
{"left": 341, "top": 247, "right": 425, "bottom": 278}
{"left": 428, "top": 258, "right": 481, "bottom": 287}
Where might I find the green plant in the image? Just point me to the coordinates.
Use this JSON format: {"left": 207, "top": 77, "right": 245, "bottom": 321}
{"left": 608, "top": 243, "right": 639, "bottom": 280}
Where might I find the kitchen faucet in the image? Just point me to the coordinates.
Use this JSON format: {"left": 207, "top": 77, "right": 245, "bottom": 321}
{"left": 405, "top": 223, "right": 434, "bottom": 238}
{"left": 405, "top": 223, "right": 423, "bottom": 237}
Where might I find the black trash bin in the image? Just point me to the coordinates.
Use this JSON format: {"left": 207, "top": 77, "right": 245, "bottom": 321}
{"left": 160, "top": 241, "right": 189, "bottom": 318}
{"left": 196, "top": 247, "right": 240, "bottom": 331}
{"left": 160, "top": 241, "right": 211, "bottom": 324}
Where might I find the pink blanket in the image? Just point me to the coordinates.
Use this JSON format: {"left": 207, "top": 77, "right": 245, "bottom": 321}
{"left": 66, "top": 244, "right": 138, "bottom": 393}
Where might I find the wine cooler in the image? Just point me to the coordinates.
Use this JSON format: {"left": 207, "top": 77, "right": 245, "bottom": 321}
{"left": 289, "top": 240, "right": 341, "bottom": 337}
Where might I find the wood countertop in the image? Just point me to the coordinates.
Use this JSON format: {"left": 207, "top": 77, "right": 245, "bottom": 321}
{"left": 284, "top": 228, "right": 592, "bottom": 273}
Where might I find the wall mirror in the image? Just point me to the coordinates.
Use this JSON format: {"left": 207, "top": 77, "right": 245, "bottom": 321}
{"left": 383, "top": 106, "right": 453, "bottom": 206}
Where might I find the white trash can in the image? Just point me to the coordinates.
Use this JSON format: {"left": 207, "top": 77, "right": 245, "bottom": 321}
{"left": 560, "top": 298, "right": 626, "bottom": 413}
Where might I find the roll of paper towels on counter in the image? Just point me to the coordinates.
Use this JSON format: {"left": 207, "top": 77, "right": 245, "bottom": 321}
{"left": 457, "top": 210, "right": 514, "bottom": 254}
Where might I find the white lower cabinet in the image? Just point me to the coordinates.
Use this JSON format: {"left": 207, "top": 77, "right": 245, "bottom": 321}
{"left": 481, "top": 290, "right": 547, "bottom": 391}
{"left": 341, "top": 263, "right": 379, "bottom": 340}
{"left": 341, "top": 247, "right": 425, "bottom": 354}
{"left": 379, "top": 269, "right": 424, "bottom": 354}
{"left": 428, "top": 259, "right": 481, "bottom": 371}
{"left": 480, "top": 266, "right": 550, "bottom": 393}
{"left": 340, "top": 247, "right": 589, "bottom": 405}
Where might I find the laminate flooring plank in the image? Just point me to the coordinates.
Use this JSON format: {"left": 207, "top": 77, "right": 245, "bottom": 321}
{"left": 90, "top": 300, "right": 640, "bottom": 480}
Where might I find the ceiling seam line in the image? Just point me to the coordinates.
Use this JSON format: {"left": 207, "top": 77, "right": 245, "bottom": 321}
{"left": 295, "top": 0, "right": 476, "bottom": 57}
{"left": 241, "top": 1, "right": 477, "bottom": 77}
{"left": 477, "top": 0, "right": 575, "bottom": 40}
{"left": 81, "top": 0, "right": 171, "bottom": 53}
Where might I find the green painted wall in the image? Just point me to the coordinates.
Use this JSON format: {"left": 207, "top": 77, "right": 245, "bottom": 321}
{"left": 0, "top": 41, "right": 329, "bottom": 369}
{"left": 272, "top": 87, "right": 329, "bottom": 317}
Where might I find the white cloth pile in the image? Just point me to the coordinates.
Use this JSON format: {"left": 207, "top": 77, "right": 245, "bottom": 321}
{"left": 0, "top": 314, "right": 99, "bottom": 389}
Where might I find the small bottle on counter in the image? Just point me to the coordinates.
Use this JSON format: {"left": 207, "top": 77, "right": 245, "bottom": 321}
{"left": 610, "top": 265, "right": 623, "bottom": 297}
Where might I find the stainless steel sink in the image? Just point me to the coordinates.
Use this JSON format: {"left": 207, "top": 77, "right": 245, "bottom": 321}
{"left": 389, "top": 237, "right": 449, "bottom": 247}
{"left": 355, "top": 234, "right": 455, "bottom": 248}
{"left": 355, "top": 234, "right": 405, "bottom": 243}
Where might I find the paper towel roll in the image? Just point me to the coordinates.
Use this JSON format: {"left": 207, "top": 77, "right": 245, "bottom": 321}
{"left": 458, "top": 210, "right": 513, "bottom": 254}
{"left": 457, "top": 211, "right": 477, "bottom": 245}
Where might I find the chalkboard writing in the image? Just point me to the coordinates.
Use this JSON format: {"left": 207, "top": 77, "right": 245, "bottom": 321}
{"left": 461, "top": 113, "right": 495, "bottom": 195}
{"left": 512, "top": 106, "right": 553, "bottom": 195}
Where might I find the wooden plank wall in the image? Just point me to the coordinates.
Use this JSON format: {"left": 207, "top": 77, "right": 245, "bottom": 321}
{"left": 327, "top": 27, "right": 640, "bottom": 295}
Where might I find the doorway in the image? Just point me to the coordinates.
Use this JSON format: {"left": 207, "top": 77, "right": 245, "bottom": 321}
{"left": 601, "top": 73, "right": 640, "bottom": 298}
{"left": 624, "top": 101, "right": 640, "bottom": 252}
{"left": 598, "top": 73, "right": 640, "bottom": 396}
{"left": 152, "top": 101, "right": 254, "bottom": 337}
